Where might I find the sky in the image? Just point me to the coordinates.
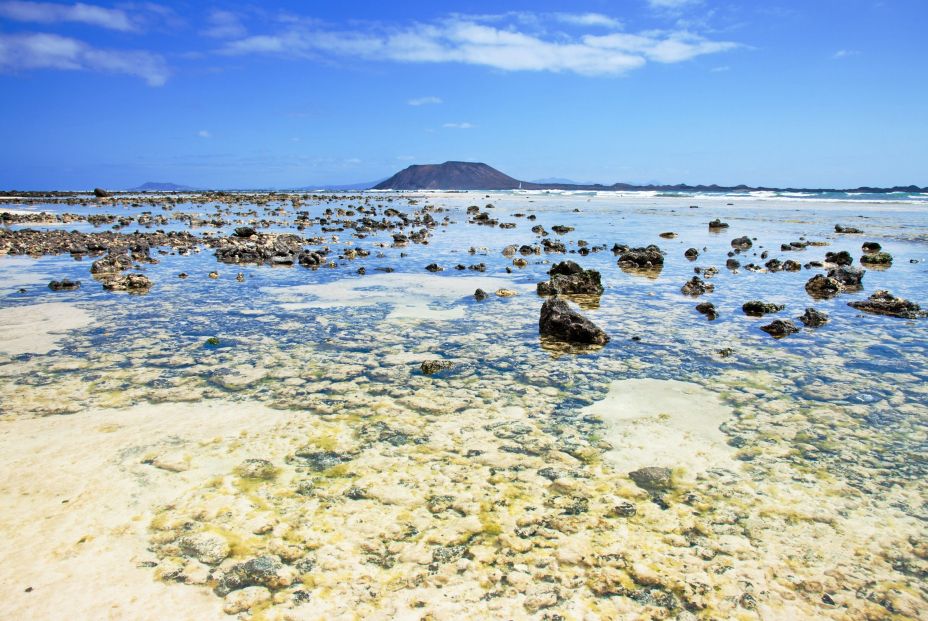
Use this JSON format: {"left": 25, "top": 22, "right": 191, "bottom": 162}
{"left": 0, "top": 0, "right": 926, "bottom": 189}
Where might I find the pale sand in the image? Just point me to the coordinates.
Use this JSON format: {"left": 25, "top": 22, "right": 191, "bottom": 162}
{"left": 0, "top": 399, "right": 290, "bottom": 621}
{"left": 263, "top": 272, "right": 530, "bottom": 321}
{"left": 0, "top": 256, "right": 54, "bottom": 296}
{"left": 582, "top": 378, "right": 737, "bottom": 480}
{"left": 0, "top": 302, "right": 94, "bottom": 356}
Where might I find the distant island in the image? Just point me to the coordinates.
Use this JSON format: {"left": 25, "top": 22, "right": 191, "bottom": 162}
{"left": 373, "top": 161, "right": 927, "bottom": 194}
{"left": 130, "top": 182, "right": 199, "bottom": 192}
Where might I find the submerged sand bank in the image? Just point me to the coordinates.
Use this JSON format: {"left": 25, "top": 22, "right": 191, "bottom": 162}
{"left": 0, "top": 399, "right": 290, "bottom": 620}
{"left": 0, "top": 302, "right": 93, "bottom": 356}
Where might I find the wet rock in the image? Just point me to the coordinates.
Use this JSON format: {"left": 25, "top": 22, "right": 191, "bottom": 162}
{"left": 551, "top": 225, "right": 574, "bottom": 234}
{"left": 298, "top": 251, "right": 325, "bottom": 267}
{"left": 828, "top": 265, "right": 864, "bottom": 289}
{"left": 214, "top": 556, "right": 290, "bottom": 596}
{"left": 425, "top": 263, "right": 443, "bottom": 272}
{"left": 90, "top": 252, "right": 133, "bottom": 274}
{"left": 234, "top": 459, "right": 278, "bottom": 480}
{"left": 101, "top": 273, "right": 152, "bottom": 292}
{"left": 223, "top": 587, "right": 271, "bottom": 615}
{"left": 536, "top": 260, "right": 603, "bottom": 296}
{"left": 617, "top": 245, "right": 664, "bottom": 268}
{"left": 681, "top": 276, "right": 714, "bottom": 296}
{"left": 609, "top": 501, "right": 637, "bottom": 518}
{"left": 48, "top": 279, "right": 81, "bottom": 291}
{"left": 93, "top": 188, "right": 111, "bottom": 198}
{"left": 798, "top": 308, "right": 829, "bottom": 327}
{"left": 825, "top": 250, "right": 853, "bottom": 266}
{"left": 860, "top": 251, "right": 892, "bottom": 266}
{"left": 804, "top": 274, "right": 843, "bottom": 299}
{"left": 659, "top": 232, "right": 677, "bottom": 239}
{"left": 234, "top": 226, "right": 257, "bottom": 238}
{"left": 725, "top": 258, "right": 740, "bottom": 270}
{"left": 760, "top": 319, "right": 800, "bottom": 338}
{"left": 177, "top": 532, "right": 230, "bottom": 565}
{"left": 835, "top": 224, "right": 863, "bottom": 234}
{"left": 695, "top": 302, "right": 718, "bottom": 320}
{"left": 495, "top": 289, "right": 517, "bottom": 297}
{"left": 474, "top": 288, "right": 488, "bottom": 301}
{"left": 708, "top": 219, "right": 729, "bottom": 229}
{"left": 731, "top": 236, "right": 752, "bottom": 250}
{"left": 291, "top": 449, "right": 350, "bottom": 472}
{"left": 782, "top": 259, "right": 802, "bottom": 271}
{"left": 539, "top": 298, "right": 609, "bottom": 345}
{"left": 628, "top": 467, "right": 673, "bottom": 492}
{"left": 862, "top": 241, "right": 881, "bottom": 253}
{"left": 420, "top": 360, "right": 454, "bottom": 375}
{"left": 849, "top": 290, "right": 927, "bottom": 319}
{"left": 684, "top": 248, "right": 699, "bottom": 260}
{"left": 742, "top": 300, "right": 784, "bottom": 316}
{"left": 765, "top": 258, "right": 783, "bottom": 272}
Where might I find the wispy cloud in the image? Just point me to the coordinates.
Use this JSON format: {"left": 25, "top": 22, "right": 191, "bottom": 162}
{"left": 202, "top": 9, "right": 246, "bottom": 39}
{"left": 553, "top": 12, "right": 622, "bottom": 29}
{"left": 220, "top": 14, "right": 738, "bottom": 77}
{"left": 832, "top": 49, "right": 860, "bottom": 59}
{"left": 408, "top": 95, "right": 442, "bottom": 106}
{"left": 0, "top": 32, "right": 169, "bottom": 85}
{"left": 197, "top": 129, "right": 211, "bottom": 138}
{"left": 443, "top": 122, "right": 475, "bottom": 129}
{"left": 0, "top": 1, "right": 136, "bottom": 31}
{"left": 648, "top": 0, "right": 702, "bottom": 9}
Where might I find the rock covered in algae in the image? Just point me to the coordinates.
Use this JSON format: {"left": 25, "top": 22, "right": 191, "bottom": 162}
{"left": 539, "top": 298, "right": 609, "bottom": 345}
{"left": 849, "top": 290, "right": 927, "bottom": 319}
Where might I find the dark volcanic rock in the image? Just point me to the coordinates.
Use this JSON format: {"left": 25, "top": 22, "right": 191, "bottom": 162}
{"left": 474, "top": 288, "right": 488, "bottom": 301}
{"left": 742, "top": 300, "right": 785, "bottom": 316}
{"left": 617, "top": 245, "right": 663, "bottom": 269}
{"left": 731, "top": 236, "right": 752, "bottom": 250}
{"left": 93, "top": 188, "right": 111, "bottom": 198}
{"left": 835, "top": 224, "right": 863, "bottom": 234}
{"left": 214, "top": 556, "right": 285, "bottom": 596}
{"left": 708, "top": 219, "right": 729, "bottom": 229}
{"left": 695, "top": 302, "right": 718, "bottom": 320}
{"left": 860, "top": 252, "right": 892, "bottom": 266}
{"left": 684, "top": 248, "right": 699, "bottom": 260}
{"left": 805, "top": 274, "right": 843, "bottom": 299}
{"left": 725, "top": 258, "right": 741, "bottom": 270}
{"left": 425, "top": 263, "right": 443, "bottom": 272}
{"left": 862, "top": 241, "right": 881, "bottom": 253}
{"left": 825, "top": 250, "right": 853, "bottom": 266}
{"left": 828, "top": 265, "right": 864, "bottom": 289}
{"left": 91, "top": 252, "right": 133, "bottom": 274}
{"left": 48, "top": 279, "right": 81, "bottom": 291}
{"left": 539, "top": 298, "right": 609, "bottom": 345}
{"left": 420, "top": 360, "right": 454, "bottom": 375}
{"left": 536, "top": 260, "right": 603, "bottom": 296}
{"left": 681, "top": 276, "right": 714, "bottom": 296}
{"left": 234, "top": 226, "right": 257, "bottom": 238}
{"left": 628, "top": 467, "right": 673, "bottom": 492}
{"left": 849, "top": 290, "right": 927, "bottom": 319}
{"left": 798, "top": 308, "right": 829, "bottom": 327}
{"left": 760, "top": 319, "right": 800, "bottom": 338}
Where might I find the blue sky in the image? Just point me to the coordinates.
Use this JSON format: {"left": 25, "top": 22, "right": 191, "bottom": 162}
{"left": 1, "top": 0, "right": 926, "bottom": 189}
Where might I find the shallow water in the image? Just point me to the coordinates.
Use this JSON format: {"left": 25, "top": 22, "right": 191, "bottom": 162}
{"left": 0, "top": 192, "right": 926, "bottom": 620}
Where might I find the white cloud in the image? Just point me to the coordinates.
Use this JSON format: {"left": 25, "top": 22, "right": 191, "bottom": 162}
{"left": 0, "top": 1, "right": 136, "bottom": 31}
{"left": 832, "top": 49, "right": 859, "bottom": 59}
{"left": 220, "top": 15, "right": 738, "bottom": 77}
{"left": 408, "top": 96, "right": 442, "bottom": 106}
{"left": 443, "top": 122, "right": 475, "bottom": 129}
{"left": 648, "top": 0, "right": 701, "bottom": 9}
{"left": 197, "top": 130, "right": 211, "bottom": 138}
{"left": 554, "top": 13, "right": 622, "bottom": 29}
{"left": 0, "top": 32, "right": 169, "bottom": 85}
{"left": 202, "top": 9, "right": 246, "bottom": 39}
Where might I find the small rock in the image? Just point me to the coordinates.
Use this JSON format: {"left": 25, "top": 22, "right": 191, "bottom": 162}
{"left": 849, "top": 290, "right": 927, "bottom": 319}
{"left": 798, "top": 308, "right": 829, "bottom": 327}
{"left": 234, "top": 459, "right": 278, "bottom": 480}
{"left": 731, "top": 236, "right": 752, "bottom": 250}
{"left": 222, "top": 586, "right": 271, "bottom": 615}
{"left": 177, "top": 532, "right": 231, "bottom": 565}
{"left": 860, "top": 251, "right": 892, "bottom": 266}
{"left": 760, "top": 319, "right": 800, "bottom": 338}
{"left": 495, "top": 288, "right": 517, "bottom": 297}
{"left": 742, "top": 300, "right": 784, "bottom": 316}
{"left": 628, "top": 466, "right": 673, "bottom": 492}
{"left": 681, "top": 276, "right": 714, "bottom": 296}
{"left": 474, "top": 288, "right": 488, "bottom": 301}
{"left": 420, "top": 360, "right": 454, "bottom": 375}
{"left": 48, "top": 279, "right": 81, "bottom": 291}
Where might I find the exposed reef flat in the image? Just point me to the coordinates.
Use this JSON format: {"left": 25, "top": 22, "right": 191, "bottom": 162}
{"left": 0, "top": 190, "right": 925, "bottom": 620}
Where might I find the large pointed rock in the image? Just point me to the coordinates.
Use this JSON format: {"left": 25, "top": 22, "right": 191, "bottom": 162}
{"left": 539, "top": 298, "right": 609, "bottom": 345}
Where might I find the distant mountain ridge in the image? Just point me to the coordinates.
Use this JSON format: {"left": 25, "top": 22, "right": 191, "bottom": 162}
{"left": 130, "top": 182, "right": 198, "bottom": 191}
{"left": 373, "top": 161, "right": 927, "bottom": 194}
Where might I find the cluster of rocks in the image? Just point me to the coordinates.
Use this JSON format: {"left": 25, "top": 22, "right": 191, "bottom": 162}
{"left": 536, "top": 261, "right": 604, "bottom": 297}
{"left": 615, "top": 245, "right": 664, "bottom": 270}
